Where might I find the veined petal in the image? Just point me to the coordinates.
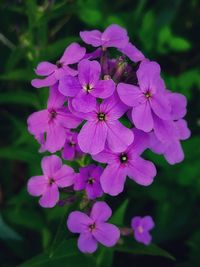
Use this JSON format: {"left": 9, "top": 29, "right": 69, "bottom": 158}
{"left": 59, "top": 75, "right": 81, "bottom": 97}
{"left": 31, "top": 74, "right": 57, "bottom": 88}
{"left": 54, "top": 165, "right": 75, "bottom": 187}
{"left": 78, "top": 59, "right": 101, "bottom": 86}
{"left": 101, "top": 24, "right": 128, "bottom": 48}
{"left": 35, "top": 61, "right": 56, "bottom": 76}
{"left": 72, "top": 91, "right": 96, "bottom": 113}
{"left": 91, "top": 79, "right": 115, "bottom": 99}
{"left": 60, "top": 43, "right": 86, "bottom": 64}
{"left": 150, "top": 93, "right": 171, "bottom": 120}
{"left": 90, "top": 202, "right": 112, "bottom": 221}
{"left": 47, "top": 84, "right": 66, "bottom": 109}
{"left": 80, "top": 30, "right": 102, "bottom": 47}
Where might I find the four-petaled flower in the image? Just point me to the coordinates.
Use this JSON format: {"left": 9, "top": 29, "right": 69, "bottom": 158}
{"left": 31, "top": 43, "right": 85, "bottom": 88}
{"left": 27, "top": 155, "right": 75, "bottom": 208}
{"left": 74, "top": 164, "right": 103, "bottom": 199}
{"left": 67, "top": 201, "right": 120, "bottom": 253}
{"left": 131, "top": 216, "right": 155, "bottom": 245}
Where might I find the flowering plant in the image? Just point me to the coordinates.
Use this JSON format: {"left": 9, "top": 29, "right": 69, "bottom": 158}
{"left": 27, "top": 24, "right": 190, "bottom": 255}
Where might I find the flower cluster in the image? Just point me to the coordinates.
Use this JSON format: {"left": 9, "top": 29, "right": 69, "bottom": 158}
{"left": 27, "top": 24, "right": 190, "bottom": 253}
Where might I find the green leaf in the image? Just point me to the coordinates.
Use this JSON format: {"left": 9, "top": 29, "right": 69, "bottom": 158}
{"left": 0, "top": 69, "right": 34, "bottom": 81}
{"left": 115, "top": 237, "right": 175, "bottom": 260}
{"left": 0, "top": 92, "right": 40, "bottom": 108}
{"left": 0, "top": 214, "right": 22, "bottom": 241}
{"left": 110, "top": 199, "right": 129, "bottom": 226}
{"left": 170, "top": 37, "right": 191, "bottom": 51}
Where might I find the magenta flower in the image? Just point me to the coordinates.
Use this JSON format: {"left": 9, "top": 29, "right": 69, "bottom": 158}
{"left": 74, "top": 164, "right": 103, "bottom": 199}
{"left": 62, "top": 131, "right": 83, "bottom": 160}
{"left": 119, "top": 42, "right": 145, "bottom": 63}
{"left": 150, "top": 119, "right": 190, "bottom": 164}
{"left": 77, "top": 94, "right": 134, "bottom": 155}
{"left": 93, "top": 129, "right": 156, "bottom": 196}
{"left": 27, "top": 155, "right": 75, "bottom": 208}
{"left": 59, "top": 59, "right": 115, "bottom": 112}
{"left": 117, "top": 60, "right": 171, "bottom": 132}
{"left": 27, "top": 84, "right": 81, "bottom": 153}
{"left": 67, "top": 201, "right": 120, "bottom": 253}
{"left": 80, "top": 24, "right": 129, "bottom": 49}
{"left": 131, "top": 216, "right": 155, "bottom": 245}
{"left": 31, "top": 43, "right": 86, "bottom": 88}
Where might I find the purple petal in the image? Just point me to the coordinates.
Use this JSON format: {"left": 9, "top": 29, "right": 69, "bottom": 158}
{"left": 92, "top": 149, "right": 118, "bottom": 164}
{"left": 90, "top": 201, "right": 112, "bottom": 221}
{"left": 45, "top": 124, "right": 66, "bottom": 153}
{"left": 56, "top": 108, "right": 82, "bottom": 129}
{"left": 134, "top": 230, "right": 152, "bottom": 245}
{"left": 41, "top": 155, "right": 62, "bottom": 176}
{"left": 106, "top": 120, "right": 134, "bottom": 152}
{"left": 150, "top": 93, "right": 171, "bottom": 120}
{"left": 54, "top": 165, "right": 74, "bottom": 187}
{"left": 86, "top": 182, "right": 103, "bottom": 199}
{"left": 153, "top": 114, "right": 176, "bottom": 142}
{"left": 175, "top": 119, "right": 191, "bottom": 140}
{"left": 131, "top": 216, "right": 142, "bottom": 230}
{"left": 93, "top": 222, "right": 120, "bottom": 247}
{"left": 63, "top": 65, "right": 78, "bottom": 76}
{"left": 74, "top": 173, "right": 87, "bottom": 191}
{"left": 117, "top": 83, "right": 145, "bottom": 107}
{"left": 35, "top": 61, "right": 56, "bottom": 76}
{"left": 164, "top": 140, "right": 184, "bottom": 165}
{"left": 84, "top": 48, "right": 102, "bottom": 60}
{"left": 72, "top": 91, "right": 96, "bottom": 113}
{"left": 31, "top": 74, "right": 57, "bottom": 88}
{"left": 91, "top": 79, "right": 115, "bottom": 99}
{"left": 78, "top": 59, "right": 101, "bottom": 86}
{"left": 60, "top": 43, "right": 86, "bottom": 64}
{"left": 169, "top": 92, "right": 187, "bottom": 120}
{"left": 78, "top": 121, "right": 108, "bottom": 155}
{"left": 100, "top": 164, "right": 127, "bottom": 196}
{"left": 78, "top": 233, "right": 98, "bottom": 253}
{"left": 131, "top": 101, "right": 153, "bottom": 132}
{"left": 131, "top": 128, "right": 150, "bottom": 155}
{"left": 127, "top": 157, "right": 156, "bottom": 186}
{"left": 119, "top": 42, "right": 145, "bottom": 62}
{"left": 80, "top": 30, "right": 102, "bottom": 47}
{"left": 27, "top": 175, "right": 47, "bottom": 196}
{"left": 27, "top": 110, "right": 48, "bottom": 135}
{"left": 67, "top": 211, "right": 92, "bottom": 233}
{"left": 62, "top": 143, "right": 75, "bottom": 160}
{"left": 101, "top": 24, "right": 128, "bottom": 48}
{"left": 142, "top": 216, "right": 155, "bottom": 231}
{"left": 59, "top": 75, "right": 81, "bottom": 97}
{"left": 39, "top": 184, "right": 59, "bottom": 208}
{"left": 47, "top": 84, "right": 66, "bottom": 109}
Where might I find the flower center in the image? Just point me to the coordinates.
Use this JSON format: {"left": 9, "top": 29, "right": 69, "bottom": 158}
{"left": 144, "top": 91, "right": 151, "bottom": 99}
{"left": 56, "top": 61, "right": 63, "bottom": 68}
{"left": 87, "top": 177, "right": 95, "bottom": 185}
{"left": 137, "top": 226, "right": 144, "bottom": 234}
{"left": 88, "top": 223, "right": 96, "bottom": 231}
{"left": 120, "top": 153, "right": 128, "bottom": 163}
{"left": 49, "top": 109, "right": 57, "bottom": 120}
{"left": 97, "top": 112, "right": 106, "bottom": 121}
{"left": 48, "top": 178, "right": 55, "bottom": 186}
{"left": 83, "top": 84, "right": 93, "bottom": 93}
{"left": 69, "top": 141, "right": 76, "bottom": 147}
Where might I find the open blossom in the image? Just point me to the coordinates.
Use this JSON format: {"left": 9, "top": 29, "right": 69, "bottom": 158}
{"left": 59, "top": 59, "right": 115, "bottom": 112}
{"left": 117, "top": 60, "right": 172, "bottom": 133}
{"left": 27, "top": 84, "right": 81, "bottom": 153}
{"left": 93, "top": 129, "right": 156, "bottom": 196}
{"left": 149, "top": 119, "right": 191, "bottom": 164}
{"left": 27, "top": 155, "right": 75, "bottom": 208}
{"left": 62, "top": 131, "right": 83, "bottom": 160}
{"left": 80, "top": 24, "right": 129, "bottom": 49}
{"left": 74, "top": 165, "right": 103, "bottom": 199}
{"left": 77, "top": 94, "right": 134, "bottom": 155}
{"left": 31, "top": 43, "right": 85, "bottom": 88}
{"left": 131, "top": 216, "right": 155, "bottom": 245}
{"left": 67, "top": 201, "right": 120, "bottom": 253}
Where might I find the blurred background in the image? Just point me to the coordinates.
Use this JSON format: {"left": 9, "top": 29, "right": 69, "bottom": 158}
{"left": 0, "top": 0, "right": 200, "bottom": 266}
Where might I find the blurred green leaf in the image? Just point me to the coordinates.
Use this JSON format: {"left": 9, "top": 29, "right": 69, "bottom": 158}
{"left": 0, "top": 214, "right": 22, "bottom": 241}
{"left": 110, "top": 200, "right": 129, "bottom": 226}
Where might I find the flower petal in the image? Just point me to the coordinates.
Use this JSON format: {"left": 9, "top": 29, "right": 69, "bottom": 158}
{"left": 39, "top": 184, "right": 59, "bottom": 208}
{"left": 27, "top": 110, "right": 48, "bottom": 135}
{"left": 41, "top": 155, "right": 62, "bottom": 177}
{"left": 67, "top": 211, "right": 92, "bottom": 233}
{"left": 78, "top": 59, "right": 101, "bottom": 86}
{"left": 47, "top": 84, "right": 66, "bottom": 109}
{"left": 60, "top": 43, "right": 86, "bottom": 64}
{"left": 45, "top": 124, "right": 66, "bottom": 153}
{"left": 31, "top": 74, "right": 57, "bottom": 88}
{"left": 150, "top": 93, "right": 171, "bottom": 120}
{"left": 119, "top": 42, "right": 145, "bottom": 62}
{"left": 78, "top": 233, "right": 98, "bottom": 253}
{"left": 131, "top": 101, "right": 153, "bottom": 132}
{"left": 91, "top": 79, "right": 115, "bottom": 99}
{"left": 72, "top": 91, "right": 96, "bottom": 113}
{"left": 92, "top": 149, "right": 118, "bottom": 164}
{"left": 169, "top": 92, "right": 187, "bottom": 120}
{"left": 142, "top": 216, "right": 155, "bottom": 231}
{"left": 102, "top": 24, "right": 128, "bottom": 48}
{"left": 59, "top": 75, "right": 81, "bottom": 97}
{"left": 93, "top": 222, "right": 120, "bottom": 247}
{"left": 90, "top": 201, "right": 112, "bottom": 221}
{"left": 27, "top": 175, "right": 47, "bottom": 196}
{"left": 35, "top": 61, "right": 56, "bottom": 76}
{"left": 62, "top": 143, "right": 75, "bottom": 160}
{"left": 153, "top": 114, "right": 176, "bottom": 142}
{"left": 107, "top": 120, "right": 134, "bottom": 152}
{"left": 80, "top": 30, "right": 102, "bottom": 47}
{"left": 134, "top": 231, "right": 152, "bottom": 245}
{"left": 164, "top": 140, "right": 184, "bottom": 165}
{"left": 78, "top": 121, "right": 108, "bottom": 155}
{"left": 54, "top": 165, "right": 75, "bottom": 187}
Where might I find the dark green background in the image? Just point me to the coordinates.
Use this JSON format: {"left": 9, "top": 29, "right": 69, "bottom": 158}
{"left": 0, "top": 0, "right": 200, "bottom": 266}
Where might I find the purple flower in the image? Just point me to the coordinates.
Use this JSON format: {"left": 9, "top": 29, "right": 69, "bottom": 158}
{"left": 59, "top": 59, "right": 115, "bottom": 112}
{"left": 131, "top": 216, "right": 155, "bottom": 245}
{"left": 117, "top": 60, "right": 171, "bottom": 132}
{"left": 80, "top": 24, "right": 129, "bottom": 49}
{"left": 31, "top": 43, "right": 86, "bottom": 88}
{"left": 150, "top": 119, "right": 190, "bottom": 164}
{"left": 27, "top": 84, "right": 81, "bottom": 153}
{"left": 77, "top": 94, "right": 134, "bottom": 155}
{"left": 67, "top": 201, "right": 120, "bottom": 253}
{"left": 119, "top": 42, "right": 145, "bottom": 63}
{"left": 62, "top": 131, "right": 83, "bottom": 160}
{"left": 27, "top": 155, "right": 75, "bottom": 208}
{"left": 93, "top": 129, "right": 156, "bottom": 196}
{"left": 74, "top": 164, "right": 103, "bottom": 199}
